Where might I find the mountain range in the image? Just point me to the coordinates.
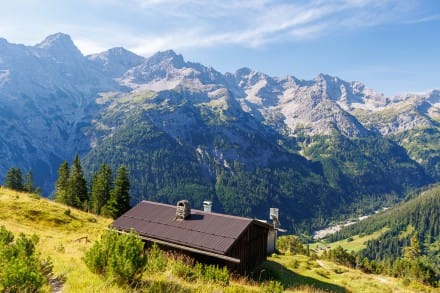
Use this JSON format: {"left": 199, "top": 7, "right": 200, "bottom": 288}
{"left": 1, "top": 33, "right": 439, "bottom": 231}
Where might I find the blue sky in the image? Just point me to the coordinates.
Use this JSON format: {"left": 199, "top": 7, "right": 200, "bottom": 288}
{"left": 0, "top": 0, "right": 439, "bottom": 96}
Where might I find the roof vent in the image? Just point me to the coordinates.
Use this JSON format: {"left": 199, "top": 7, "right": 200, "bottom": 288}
{"left": 203, "top": 200, "right": 212, "bottom": 212}
{"left": 176, "top": 200, "right": 191, "bottom": 220}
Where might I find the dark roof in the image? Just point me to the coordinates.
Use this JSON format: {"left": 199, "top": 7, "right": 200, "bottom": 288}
{"left": 112, "top": 200, "right": 268, "bottom": 255}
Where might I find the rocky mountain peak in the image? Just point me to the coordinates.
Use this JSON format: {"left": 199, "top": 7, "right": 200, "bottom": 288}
{"left": 315, "top": 73, "right": 341, "bottom": 83}
{"left": 35, "top": 33, "right": 82, "bottom": 55}
{"left": 88, "top": 47, "right": 145, "bottom": 78}
{"left": 146, "top": 49, "right": 185, "bottom": 68}
{"left": 235, "top": 67, "right": 253, "bottom": 78}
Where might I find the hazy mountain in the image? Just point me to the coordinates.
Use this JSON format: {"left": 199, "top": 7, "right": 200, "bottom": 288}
{"left": 87, "top": 47, "right": 145, "bottom": 78}
{"left": 0, "top": 33, "right": 118, "bottom": 190}
{"left": 0, "top": 33, "right": 438, "bottom": 230}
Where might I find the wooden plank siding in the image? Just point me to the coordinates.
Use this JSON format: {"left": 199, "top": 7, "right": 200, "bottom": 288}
{"left": 226, "top": 221, "right": 269, "bottom": 272}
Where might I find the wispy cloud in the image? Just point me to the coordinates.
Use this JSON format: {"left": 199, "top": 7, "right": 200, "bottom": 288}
{"left": 0, "top": 0, "right": 434, "bottom": 55}
{"left": 114, "top": 0, "right": 424, "bottom": 55}
{"left": 405, "top": 13, "right": 440, "bottom": 24}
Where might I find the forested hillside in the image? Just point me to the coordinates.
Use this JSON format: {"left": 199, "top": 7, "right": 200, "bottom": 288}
{"left": 324, "top": 185, "right": 440, "bottom": 286}
{"left": 81, "top": 86, "right": 429, "bottom": 232}
{"left": 0, "top": 33, "right": 439, "bottom": 233}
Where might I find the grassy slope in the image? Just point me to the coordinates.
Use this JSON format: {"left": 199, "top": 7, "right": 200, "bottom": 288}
{"left": 312, "top": 228, "right": 389, "bottom": 253}
{"left": 0, "top": 187, "right": 122, "bottom": 292}
{"left": 0, "top": 187, "right": 435, "bottom": 292}
{"left": 270, "top": 255, "right": 435, "bottom": 293}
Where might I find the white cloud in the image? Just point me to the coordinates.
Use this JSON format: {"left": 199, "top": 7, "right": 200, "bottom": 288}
{"left": 118, "top": 0, "right": 422, "bottom": 54}
{"left": 0, "top": 0, "right": 431, "bottom": 56}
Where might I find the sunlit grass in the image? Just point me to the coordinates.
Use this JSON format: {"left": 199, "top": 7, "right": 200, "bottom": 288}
{"left": 312, "top": 227, "right": 388, "bottom": 253}
{"left": 0, "top": 187, "right": 121, "bottom": 292}
{"left": 272, "top": 255, "right": 436, "bottom": 293}
{"left": 0, "top": 187, "right": 435, "bottom": 292}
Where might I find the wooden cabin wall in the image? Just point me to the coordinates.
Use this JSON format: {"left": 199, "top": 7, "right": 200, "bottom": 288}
{"left": 227, "top": 223, "right": 268, "bottom": 272}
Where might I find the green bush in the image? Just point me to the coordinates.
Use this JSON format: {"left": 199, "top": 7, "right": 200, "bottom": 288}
{"left": 202, "top": 264, "right": 230, "bottom": 286}
{"left": 0, "top": 226, "right": 14, "bottom": 245}
{"left": 169, "top": 255, "right": 230, "bottom": 287}
{"left": 276, "top": 235, "right": 306, "bottom": 255}
{"left": 84, "top": 229, "right": 147, "bottom": 286}
{"left": 288, "top": 259, "right": 300, "bottom": 269}
{"left": 146, "top": 243, "right": 167, "bottom": 273}
{"left": 260, "top": 280, "right": 284, "bottom": 293}
{"left": 171, "top": 260, "right": 196, "bottom": 281}
{"left": 0, "top": 227, "right": 52, "bottom": 293}
{"left": 315, "top": 269, "right": 330, "bottom": 278}
{"left": 1, "top": 258, "right": 46, "bottom": 292}
{"left": 63, "top": 208, "right": 71, "bottom": 216}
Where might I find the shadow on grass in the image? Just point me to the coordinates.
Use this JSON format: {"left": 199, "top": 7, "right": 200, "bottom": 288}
{"left": 253, "top": 260, "right": 348, "bottom": 293}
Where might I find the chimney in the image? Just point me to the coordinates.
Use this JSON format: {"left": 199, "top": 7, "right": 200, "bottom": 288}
{"left": 176, "top": 200, "right": 191, "bottom": 220}
{"left": 270, "top": 208, "right": 280, "bottom": 229}
{"left": 267, "top": 207, "right": 280, "bottom": 254}
{"left": 203, "top": 200, "right": 212, "bottom": 212}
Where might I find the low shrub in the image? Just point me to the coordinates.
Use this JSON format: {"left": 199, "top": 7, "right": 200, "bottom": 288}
{"left": 169, "top": 256, "right": 230, "bottom": 286}
{"left": 84, "top": 229, "right": 146, "bottom": 286}
{"left": 202, "top": 264, "right": 230, "bottom": 286}
{"left": 146, "top": 243, "right": 167, "bottom": 273}
{"left": 0, "top": 226, "right": 53, "bottom": 292}
{"left": 260, "top": 280, "right": 284, "bottom": 293}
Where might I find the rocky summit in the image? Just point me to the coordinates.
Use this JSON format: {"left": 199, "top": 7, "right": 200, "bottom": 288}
{"left": 0, "top": 33, "right": 439, "bottom": 229}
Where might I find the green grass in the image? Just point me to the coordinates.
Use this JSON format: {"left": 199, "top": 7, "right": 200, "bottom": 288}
{"left": 312, "top": 227, "right": 389, "bottom": 253}
{"left": 0, "top": 187, "right": 436, "bottom": 292}
{"left": 270, "top": 254, "right": 436, "bottom": 293}
{"left": 0, "top": 187, "right": 122, "bottom": 292}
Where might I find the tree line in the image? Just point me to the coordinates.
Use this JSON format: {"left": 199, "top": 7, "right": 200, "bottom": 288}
{"left": 321, "top": 185, "right": 440, "bottom": 287}
{"left": 3, "top": 167, "right": 39, "bottom": 194}
{"left": 54, "top": 155, "right": 131, "bottom": 219}
{"left": 322, "top": 240, "right": 438, "bottom": 287}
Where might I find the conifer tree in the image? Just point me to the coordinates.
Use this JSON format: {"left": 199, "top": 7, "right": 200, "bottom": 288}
{"left": 5, "top": 168, "right": 15, "bottom": 190}
{"left": 404, "top": 234, "right": 421, "bottom": 261}
{"left": 66, "top": 155, "right": 88, "bottom": 209}
{"left": 90, "top": 163, "right": 113, "bottom": 215}
{"left": 55, "top": 161, "right": 70, "bottom": 204}
{"left": 23, "top": 169, "right": 34, "bottom": 193}
{"left": 5, "top": 168, "right": 23, "bottom": 191}
{"left": 104, "top": 165, "right": 130, "bottom": 218}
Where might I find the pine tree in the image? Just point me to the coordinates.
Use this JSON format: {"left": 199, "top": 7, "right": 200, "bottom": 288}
{"left": 90, "top": 163, "right": 113, "bottom": 215}
{"left": 5, "top": 168, "right": 23, "bottom": 191}
{"left": 104, "top": 165, "right": 130, "bottom": 218}
{"left": 23, "top": 169, "right": 34, "bottom": 193}
{"left": 5, "top": 168, "right": 16, "bottom": 190}
{"left": 55, "top": 161, "right": 70, "bottom": 204}
{"left": 66, "top": 155, "right": 88, "bottom": 209}
{"left": 404, "top": 234, "right": 421, "bottom": 261}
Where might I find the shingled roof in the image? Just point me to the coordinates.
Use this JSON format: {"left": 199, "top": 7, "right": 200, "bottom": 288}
{"left": 112, "top": 201, "right": 265, "bottom": 257}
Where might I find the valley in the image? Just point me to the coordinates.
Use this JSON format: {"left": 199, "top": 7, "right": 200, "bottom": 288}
{"left": 0, "top": 32, "right": 439, "bottom": 233}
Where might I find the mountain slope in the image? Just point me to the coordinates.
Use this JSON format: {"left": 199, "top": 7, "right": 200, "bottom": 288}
{"left": 78, "top": 50, "right": 424, "bottom": 231}
{"left": 0, "top": 33, "right": 120, "bottom": 191}
{"left": 0, "top": 33, "right": 438, "bottom": 231}
{"left": 326, "top": 185, "right": 440, "bottom": 273}
{"left": 82, "top": 87, "right": 333, "bottom": 230}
